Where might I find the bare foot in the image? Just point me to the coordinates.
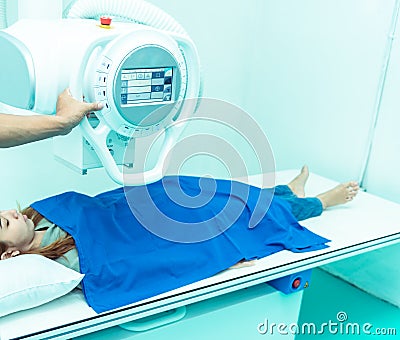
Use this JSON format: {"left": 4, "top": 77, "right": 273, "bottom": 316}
{"left": 316, "top": 181, "right": 359, "bottom": 209}
{"left": 288, "top": 165, "right": 309, "bottom": 198}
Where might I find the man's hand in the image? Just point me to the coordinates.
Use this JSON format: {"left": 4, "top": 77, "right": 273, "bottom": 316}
{"left": 54, "top": 88, "right": 103, "bottom": 135}
{"left": 0, "top": 89, "right": 104, "bottom": 148}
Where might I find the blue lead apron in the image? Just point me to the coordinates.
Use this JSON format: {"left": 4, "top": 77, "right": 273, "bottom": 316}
{"left": 31, "top": 176, "right": 329, "bottom": 313}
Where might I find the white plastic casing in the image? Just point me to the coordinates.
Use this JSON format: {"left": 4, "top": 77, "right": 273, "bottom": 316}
{"left": 0, "top": 19, "right": 201, "bottom": 184}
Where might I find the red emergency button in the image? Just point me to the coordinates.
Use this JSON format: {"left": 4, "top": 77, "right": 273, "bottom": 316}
{"left": 292, "top": 278, "right": 301, "bottom": 289}
{"left": 100, "top": 16, "right": 112, "bottom": 28}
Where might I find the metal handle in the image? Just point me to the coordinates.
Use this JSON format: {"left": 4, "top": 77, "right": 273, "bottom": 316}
{"left": 119, "top": 306, "right": 187, "bottom": 332}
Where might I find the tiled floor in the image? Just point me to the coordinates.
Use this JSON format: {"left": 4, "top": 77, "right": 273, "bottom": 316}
{"left": 296, "top": 269, "right": 399, "bottom": 339}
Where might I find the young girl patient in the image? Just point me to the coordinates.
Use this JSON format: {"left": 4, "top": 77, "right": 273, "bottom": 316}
{"left": 0, "top": 167, "right": 359, "bottom": 313}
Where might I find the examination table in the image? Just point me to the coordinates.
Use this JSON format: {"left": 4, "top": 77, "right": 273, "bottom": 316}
{"left": 0, "top": 170, "right": 398, "bottom": 340}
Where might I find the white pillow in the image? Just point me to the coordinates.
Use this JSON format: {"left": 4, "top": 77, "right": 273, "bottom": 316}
{"left": 0, "top": 254, "right": 84, "bottom": 317}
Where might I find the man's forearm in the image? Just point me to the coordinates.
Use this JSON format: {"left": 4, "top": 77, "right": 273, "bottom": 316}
{"left": 0, "top": 113, "right": 65, "bottom": 147}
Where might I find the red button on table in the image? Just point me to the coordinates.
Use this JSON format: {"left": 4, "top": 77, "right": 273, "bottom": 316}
{"left": 292, "top": 278, "right": 301, "bottom": 289}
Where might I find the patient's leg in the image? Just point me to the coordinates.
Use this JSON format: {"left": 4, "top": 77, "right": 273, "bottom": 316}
{"left": 316, "top": 182, "right": 359, "bottom": 209}
{"left": 277, "top": 167, "right": 359, "bottom": 220}
{"left": 285, "top": 166, "right": 359, "bottom": 209}
{"left": 287, "top": 165, "right": 309, "bottom": 198}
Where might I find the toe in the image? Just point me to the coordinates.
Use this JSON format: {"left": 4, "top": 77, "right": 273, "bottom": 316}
{"left": 347, "top": 187, "right": 357, "bottom": 195}
{"left": 350, "top": 181, "right": 359, "bottom": 188}
{"left": 345, "top": 182, "right": 359, "bottom": 192}
{"left": 348, "top": 191, "right": 356, "bottom": 198}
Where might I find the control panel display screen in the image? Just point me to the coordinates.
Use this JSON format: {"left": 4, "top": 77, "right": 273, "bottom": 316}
{"left": 120, "top": 67, "right": 173, "bottom": 106}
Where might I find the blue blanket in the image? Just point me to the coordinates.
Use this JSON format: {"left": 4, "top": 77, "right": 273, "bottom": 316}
{"left": 31, "top": 176, "right": 329, "bottom": 313}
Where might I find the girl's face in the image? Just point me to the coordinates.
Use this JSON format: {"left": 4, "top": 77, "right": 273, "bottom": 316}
{"left": 0, "top": 210, "right": 34, "bottom": 251}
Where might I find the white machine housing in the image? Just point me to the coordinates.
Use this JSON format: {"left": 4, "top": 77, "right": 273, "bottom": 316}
{"left": 0, "top": 18, "right": 200, "bottom": 184}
